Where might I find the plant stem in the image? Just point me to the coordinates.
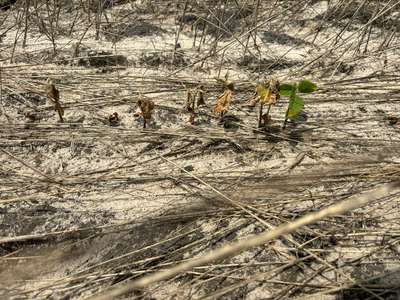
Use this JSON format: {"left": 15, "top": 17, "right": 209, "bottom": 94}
{"left": 258, "top": 102, "right": 263, "bottom": 128}
{"left": 265, "top": 104, "right": 272, "bottom": 125}
{"left": 283, "top": 106, "right": 289, "bottom": 129}
{"left": 283, "top": 84, "right": 297, "bottom": 129}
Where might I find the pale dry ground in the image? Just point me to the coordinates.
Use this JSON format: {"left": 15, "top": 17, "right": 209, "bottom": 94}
{"left": 0, "top": 1, "right": 400, "bottom": 299}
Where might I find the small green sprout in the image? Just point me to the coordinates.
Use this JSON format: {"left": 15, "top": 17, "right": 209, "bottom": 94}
{"left": 280, "top": 80, "right": 317, "bottom": 129}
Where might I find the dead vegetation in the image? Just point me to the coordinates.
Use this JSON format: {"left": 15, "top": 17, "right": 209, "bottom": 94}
{"left": 0, "top": 0, "right": 400, "bottom": 299}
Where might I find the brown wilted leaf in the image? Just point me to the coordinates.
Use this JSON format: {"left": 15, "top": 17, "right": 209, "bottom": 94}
{"left": 214, "top": 89, "right": 233, "bottom": 116}
{"left": 135, "top": 99, "right": 155, "bottom": 128}
{"left": 45, "top": 78, "right": 64, "bottom": 122}
{"left": 267, "top": 78, "right": 280, "bottom": 105}
{"left": 257, "top": 77, "right": 280, "bottom": 105}
{"left": 138, "top": 99, "right": 154, "bottom": 119}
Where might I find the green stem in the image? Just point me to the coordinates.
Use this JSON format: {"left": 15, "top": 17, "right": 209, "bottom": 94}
{"left": 283, "top": 84, "right": 297, "bottom": 129}
{"left": 283, "top": 107, "right": 289, "bottom": 129}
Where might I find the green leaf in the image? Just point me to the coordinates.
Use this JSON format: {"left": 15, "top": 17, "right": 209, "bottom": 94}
{"left": 297, "top": 80, "right": 317, "bottom": 94}
{"left": 256, "top": 84, "right": 268, "bottom": 99}
{"left": 287, "top": 95, "right": 304, "bottom": 119}
{"left": 280, "top": 83, "right": 294, "bottom": 97}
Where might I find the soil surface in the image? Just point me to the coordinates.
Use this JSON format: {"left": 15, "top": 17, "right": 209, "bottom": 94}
{"left": 0, "top": 1, "right": 400, "bottom": 299}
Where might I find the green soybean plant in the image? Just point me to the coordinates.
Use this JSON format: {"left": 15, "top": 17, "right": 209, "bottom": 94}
{"left": 280, "top": 80, "right": 317, "bottom": 129}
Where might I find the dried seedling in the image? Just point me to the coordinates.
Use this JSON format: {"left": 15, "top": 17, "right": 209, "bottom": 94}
{"left": 196, "top": 85, "right": 206, "bottom": 107}
{"left": 185, "top": 88, "right": 196, "bottom": 124}
{"left": 45, "top": 78, "right": 64, "bottom": 123}
{"left": 134, "top": 98, "right": 155, "bottom": 128}
{"left": 256, "top": 77, "right": 280, "bottom": 128}
{"left": 185, "top": 85, "right": 206, "bottom": 124}
{"left": 214, "top": 73, "right": 234, "bottom": 118}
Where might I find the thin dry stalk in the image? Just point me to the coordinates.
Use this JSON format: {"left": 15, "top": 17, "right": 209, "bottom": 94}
{"left": 90, "top": 182, "right": 400, "bottom": 300}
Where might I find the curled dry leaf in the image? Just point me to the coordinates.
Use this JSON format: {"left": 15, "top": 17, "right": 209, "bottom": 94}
{"left": 45, "top": 78, "right": 64, "bottom": 123}
{"left": 138, "top": 99, "right": 155, "bottom": 119}
{"left": 185, "top": 85, "right": 207, "bottom": 124}
{"left": 214, "top": 89, "right": 233, "bottom": 116}
{"left": 135, "top": 99, "right": 155, "bottom": 128}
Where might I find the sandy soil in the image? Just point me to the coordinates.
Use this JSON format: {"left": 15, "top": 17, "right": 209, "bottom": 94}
{"left": 0, "top": 1, "right": 400, "bottom": 299}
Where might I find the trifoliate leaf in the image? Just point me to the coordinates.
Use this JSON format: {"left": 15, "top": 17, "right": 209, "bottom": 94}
{"left": 287, "top": 95, "right": 304, "bottom": 119}
{"left": 280, "top": 83, "right": 295, "bottom": 97}
{"left": 297, "top": 80, "right": 317, "bottom": 93}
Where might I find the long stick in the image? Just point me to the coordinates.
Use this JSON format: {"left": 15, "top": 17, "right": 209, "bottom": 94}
{"left": 89, "top": 182, "right": 400, "bottom": 300}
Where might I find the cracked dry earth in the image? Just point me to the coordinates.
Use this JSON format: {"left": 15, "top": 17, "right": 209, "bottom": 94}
{"left": 0, "top": 1, "right": 400, "bottom": 299}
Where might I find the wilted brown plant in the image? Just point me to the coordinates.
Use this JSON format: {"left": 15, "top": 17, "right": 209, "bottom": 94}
{"left": 135, "top": 99, "right": 155, "bottom": 128}
{"left": 185, "top": 88, "right": 196, "bottom": 124}
{"left": 214, "top": 73, "right": 234, "bottom": 117}
{"left": 214, "top": 89, "right": 233, "bottom": 117}
{"left": 45, "top": 78, "right": 64, "bottom": 123}
{"left": 185, "top": 85, "right": 207, "bottom": 125}
{"left": 257, "top": 77, "right": 280, "bottom": 127}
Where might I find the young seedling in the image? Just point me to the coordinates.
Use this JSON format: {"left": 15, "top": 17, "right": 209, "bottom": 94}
{"left": 280, "top": 80, "right": 317, "bottom": 129}
{"left": 255, "top": 77, "right": 280, "bottom": 128}
{"left": 214, "top": 73, "right": 234, "bottom": 118}
{"left": 45, "top": 78, "right": 64, "bottom": 123}
{"left": 135, "top": 99, "right": 155, "bottom": 129}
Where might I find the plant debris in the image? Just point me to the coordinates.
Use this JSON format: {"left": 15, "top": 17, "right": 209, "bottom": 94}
{"left": 256, "top": 77, "right": 280, "bottom": 128}
{"left": 45, "top": 78, "right": 64, "bottom": 123}
{"left": 135, "top": 99, "right": 155, "bottom": 128}
{"left": 214, "top": 73, "right": 234, "bottom": 117}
